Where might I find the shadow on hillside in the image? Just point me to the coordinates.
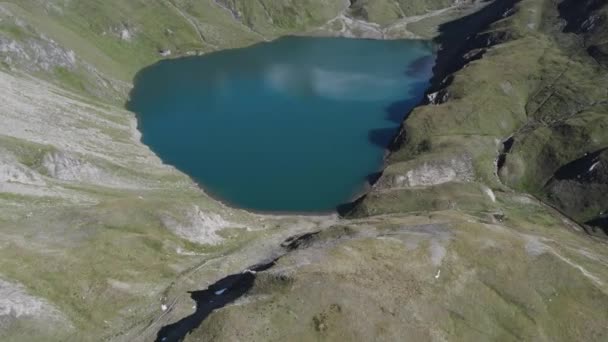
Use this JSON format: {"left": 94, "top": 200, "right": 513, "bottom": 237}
{"left": 155, "top": 261, "right": 275, "bottom": 342}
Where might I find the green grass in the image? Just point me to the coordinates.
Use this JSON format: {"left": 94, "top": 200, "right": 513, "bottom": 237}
{"left": 0, "top": 0, "right": 607, "bottom": 340}
{"left": 357, "top": 0, "right": 607, "bottom": 228}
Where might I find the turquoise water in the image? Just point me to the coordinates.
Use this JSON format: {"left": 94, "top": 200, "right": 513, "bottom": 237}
{"left": 128, "top": 37, "right": 435, "bottom": 212}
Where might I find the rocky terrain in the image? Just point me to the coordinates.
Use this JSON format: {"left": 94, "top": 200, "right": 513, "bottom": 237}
{"left": 0, "top": 0, "right": 607, "bottom": 341}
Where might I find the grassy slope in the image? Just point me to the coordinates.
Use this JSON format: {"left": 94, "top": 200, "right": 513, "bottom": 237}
{"left": 183, "top": 1, "right": 608, "bottom": 341}
{"left": 349, "top": 0, "right": 608, "bottom": 229}
{"left": 0, "top": 1, "right": 347, "bottom": 340}
{"left": 192, "top": 208, "right": 608, "bottom": 341}
{"left": 500, "top": 0, "right": 608, "bottom": 234}
{"left": 1, "top": 0, "right": 451, "bottom": 340}
{"left": 0, "top": 0, "right": 607, "bottom": 341}
{"left": 349, "top": 0, "right": 457, "bottom": 25}
{"left": 349, "top": 0, "right": 545, "bottom": 216}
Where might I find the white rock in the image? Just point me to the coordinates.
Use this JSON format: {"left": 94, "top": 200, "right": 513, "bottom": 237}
{"left": 400, "top": 156, "right": 473, "bottom": 187}
{"left": 120, "top": 29, "right": 132, "bottom": 41}
{"left": 483, "top": 186, "right": 496, "bottom": 202}
{"left": 0, "top": 278, "right": 71, "bottom": 327}
{"left": 0, "top": 158, "right": 44, "bottom": 185}
{"left": 161, "top": 205, "right": 244, "bottom": 245}
{"left": 589, "top": 161, "right": 600, "bottom": 172}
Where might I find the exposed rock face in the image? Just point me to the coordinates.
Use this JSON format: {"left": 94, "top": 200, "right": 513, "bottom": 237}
{"left": 0, "top": 278, "right": 72, "bottom": 327}
{"left": 119, "top": 27, "right": 133, "bottom": 41}
{"left": 161, "top": 206, "right": 243, "bottom": 245}
{"left": 402, "top": 157, "right": 472, "bottom": 187}
{"left": 0, "top": 5, "right": 76, "bottom": 72}
{"left": 0, "top": 156, "right": 44, "bottom": 186}
{"left": 41, "top": 151, "right": 140, "bottom": 188}
{"left": 0, "top": 35, "right": 76, "bottom": 72}
{"left": 426, "top": 89, "right": 450, "bottom": 104}
{"left": 375, "top": 154, "right": 474, "bottom": 189}
{"left": 42, "top": 151, "right": 104, "bottom": 181}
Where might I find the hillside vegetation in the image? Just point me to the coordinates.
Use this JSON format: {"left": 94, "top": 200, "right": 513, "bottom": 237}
{"left": 0, "top": 0, "right": 607, "bottom": 341}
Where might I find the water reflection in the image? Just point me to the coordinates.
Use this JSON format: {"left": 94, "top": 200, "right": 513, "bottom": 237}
{"left": 266, "top": 64, "right": 403, "bottom": 101}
